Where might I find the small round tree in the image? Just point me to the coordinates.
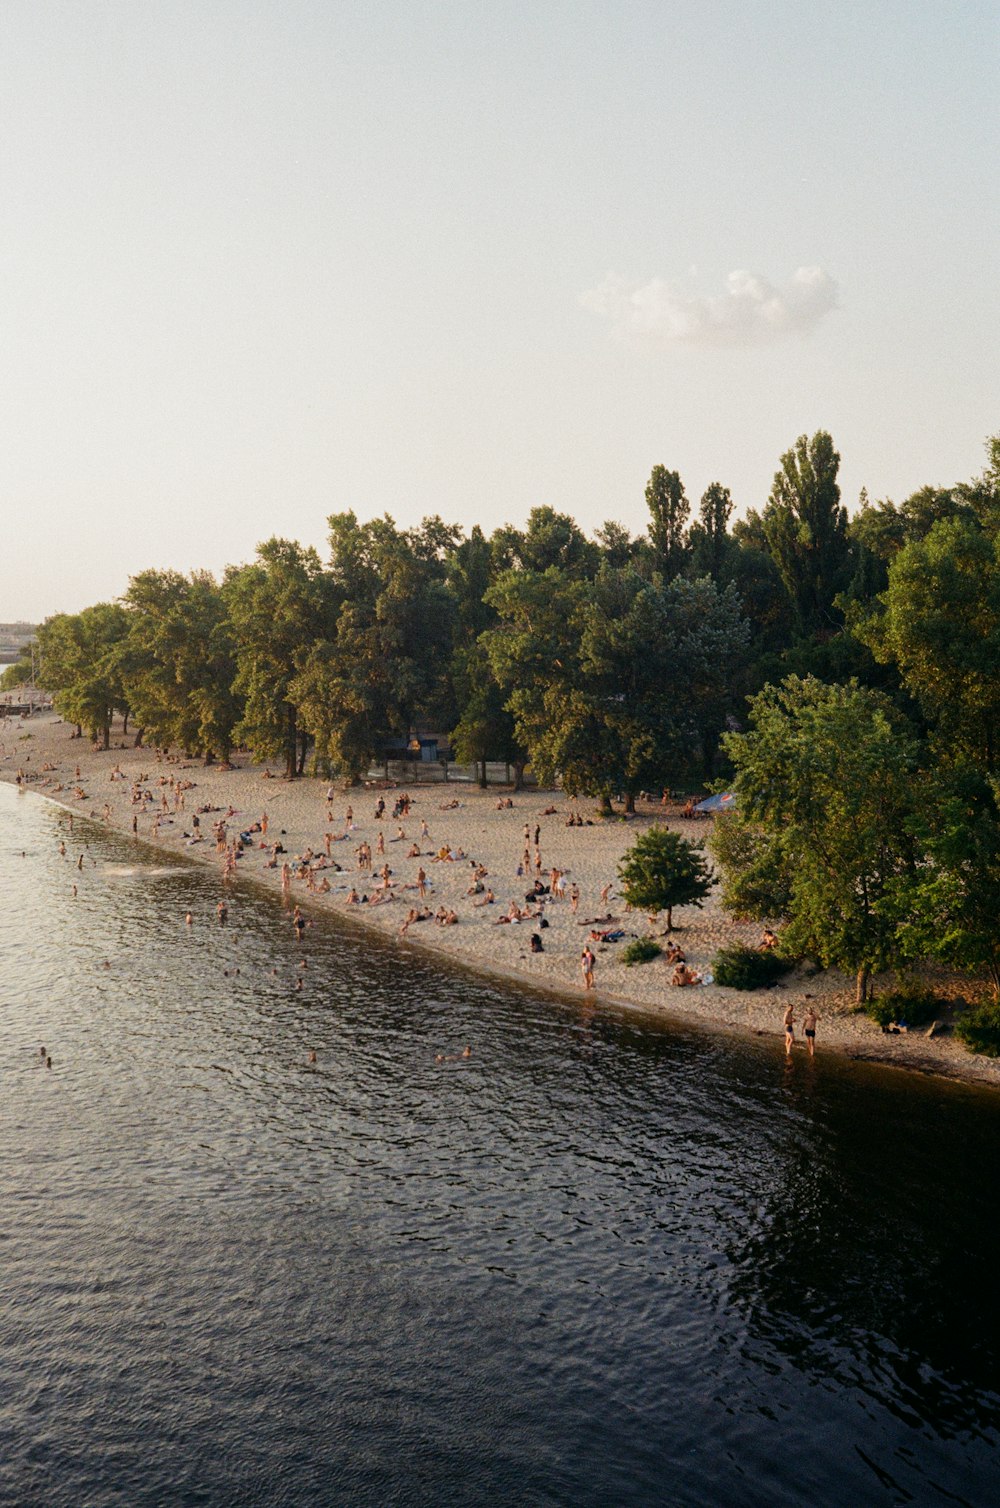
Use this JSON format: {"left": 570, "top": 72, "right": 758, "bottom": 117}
{"left": 617, "top": 826, "right": 715, "bottom": 931}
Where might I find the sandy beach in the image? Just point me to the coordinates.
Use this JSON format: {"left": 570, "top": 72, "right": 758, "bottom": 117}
{"left": 4, "top": 709, "right": 998, "bottom": 1090}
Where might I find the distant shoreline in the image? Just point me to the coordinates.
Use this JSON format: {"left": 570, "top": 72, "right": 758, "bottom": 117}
{"left": 3, "top": 711, "right": 998, "bottom": 1093}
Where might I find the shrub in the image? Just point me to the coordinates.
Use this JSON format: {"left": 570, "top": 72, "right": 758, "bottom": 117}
{"left": 863, "top": 986, "right": 942, "bottom": 1029}
{"left": 712, "top": 945, "right": 793, "bottom": 990}
{"left": 621, "top": 937, "right": 662, "bottom": 966}
{"left": 955, "top": 1001, "right": 1000, "bottom": 1057}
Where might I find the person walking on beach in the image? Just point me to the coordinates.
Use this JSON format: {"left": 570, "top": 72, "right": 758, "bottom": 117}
{"left": 581, "top": 944, "right": 596, "bottom": 991}
{"left": 803, "top": 1005, "right": 819, "bottom": 1057}
{"left": 783, "top": 1003, "right": 796, "bottom": 1055}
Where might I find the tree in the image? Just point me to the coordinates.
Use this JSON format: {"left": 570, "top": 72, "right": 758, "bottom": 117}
{"left": 483, "top": 565, "right": 748, "bottom": 811}
{"left": 617, "top": 826, "right": 714, "bottom": 931}
{"left": 762, "top": 431, "right": 849, "bottom": 635}
{"left": 225, "top": 539, "right": 334, "bottom": 778}
{"left": 644, "top": 466, "right": 689, "bottom": 578}
{"left": 855, "top": 518, "right": 1000, "bottom": 772}
{"left": 687, "top": 482, "right": 733, "bottom": 581}
{"left": 716, "top": 676, "right": 920, "bottom": 1001}
{"left": 292, "top": 513, "right": 456, "bottom": 781}
{"left": 899, "top": 767, "right": 1000, "bottom": 1001}
{"left": 121, "top": 570, "right": 241, "bottom": 760}
{"left": 35, "top": 604, "right": 130, "bottom": 748}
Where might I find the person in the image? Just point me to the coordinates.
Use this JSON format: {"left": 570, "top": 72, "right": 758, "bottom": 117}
{"left": 671, "top": 962, "right": 702, "bottom": 987}
{"left": 216, "top": 900, "right": 228, "bottom": 924}
{"left": 760, "top": 927, "right": 778, "bottom": 951}
{"left": 581, "top": 944, "right": 596, "bottom": 990}
{"left": 530, "top": 932, "right": 544, "bottom": 953}
{"left": 783, "top": 1003, "right": 796, "bottom": 1055}
{"left": 803, "top": 1005, "right": 819, "bottom": 1056}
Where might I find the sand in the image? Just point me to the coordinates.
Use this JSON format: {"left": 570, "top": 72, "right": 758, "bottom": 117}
{"left": 4, "top": 709, "right": 999, "bottom": 1090}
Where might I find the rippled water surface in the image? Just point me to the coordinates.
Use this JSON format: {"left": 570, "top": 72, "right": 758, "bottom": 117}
{"left": 2, "top": 782, "right": 999, "bottom": 1506}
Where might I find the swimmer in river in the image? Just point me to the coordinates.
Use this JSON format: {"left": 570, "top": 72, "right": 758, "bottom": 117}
{"left": 77, "top": 854, "right": 84, "bottom": 871}
{"left": 46, "top": 1056, "right": 52, "bottom": 1069}
{"left": 72, "top": 884, "right": 77, "bottom": 898}
{"left": 216, "top": 900, "right": 228, "bottom": 924}
{"left": 308, "top": 1049, "right": 317, "bottom": 1064}
{"left": 185, "top": 912, "right": 193, "bottom": 926}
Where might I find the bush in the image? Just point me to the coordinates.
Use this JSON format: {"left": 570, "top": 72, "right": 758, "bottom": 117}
{"left": 863, "top": 986, "right": 942, "bottom": 1029}
{"left": 712, "top": 945, "right": 793, "bottom": 990}
{"left": 621, "top": 937, "right": 662, "bottom": 966}
{"left": 955, "top": 1001, "right": 1000, "bottom": 1057}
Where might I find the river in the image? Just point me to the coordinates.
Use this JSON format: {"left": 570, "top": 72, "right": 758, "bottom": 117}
{"left": 2, "top": 781, "right": 999, "bottom": 1506}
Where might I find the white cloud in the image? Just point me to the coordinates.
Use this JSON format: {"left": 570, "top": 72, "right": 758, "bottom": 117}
{"left": 581, "top": 265, "right": 838, "bottom": 348}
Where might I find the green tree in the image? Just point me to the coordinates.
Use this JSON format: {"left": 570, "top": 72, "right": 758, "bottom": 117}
{"left": 687, "top": 482, "right": 733, "bottom": 581}
{"left": 717, "top": 676, "right": 920, "bottom": 1001}
{"left": 293, "top": 513, "right": 456, "bottom": 780}
{"left": 617, "top": 826, "right": 714, "bottom": 931}
{"left": 762, "top": 431, "right": 849, "bottom": 635}
{"left": 122, "top": 570, "right": 241, "bottom": 760}
{"left": 855, "top": 518, "right": 1000, "bottom": 772}
{"left": 644, "top": 465, "right": 689, "bottom": 578}
{"left": 899, "top": 768, "right": 1000, "bottom": 1001}
{"left": 36, "top": 604, "right": 130, "bottom": 748}
{"left": 224, "top": 539, "right": 334, "bottom": 778}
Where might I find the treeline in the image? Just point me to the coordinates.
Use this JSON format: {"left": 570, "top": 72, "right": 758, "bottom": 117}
{"left": 10, "top": 433, "right": 1000, "bottom": 829}
{"left": 710, "top": 433, "right": 1000, "bottom": 1015}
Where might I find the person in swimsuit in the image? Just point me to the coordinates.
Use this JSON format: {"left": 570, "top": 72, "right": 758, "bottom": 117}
{"left": 581, "top": 945, "right": 596, "bottom": 990}
{"left": 803, "top": 1005, "right": 819, "bottom": 1057}
{"left": 783, "top": 1004, "right": 796, "bottom": 1055}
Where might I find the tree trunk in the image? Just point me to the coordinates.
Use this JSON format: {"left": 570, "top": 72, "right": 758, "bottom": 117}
{"left": 624, "top": 791, "right": 636, "bottom": 815}
{"left": 505, "top": 760, "right": 511, "bottom": 784}
{"left": 478, "top": 757, "right": 487, "bottom": 789}
{"left": 133, "top": 726, "right": 145, "bottom": 749}
{"left": 75, "top": 724, "right": 82, "bottom": 739}
{"left": 665, "top": 906, "right": 673, "bottom": 931}
{"left": 856, "top": 967, "right": 871, "bottom": 1005}
{"left": 284, "top": 706, "right": 297, "bottom": 780}
{"left": 513, "top": 760, "right": 525, "bottom": 793}
{"left": 599, "top": 793, "right": 614, "bottom": 818}
{"left": 204, "top": 750, "right": 215, "bottom": 767}
{"left": 297, "top": 728, "right": 308, "bottom": 776}
{"left": 122, "top": 711, "right": 129, "bottom": 736}
{"left": 102, "top": 721, "right": 110, "bottom": 751}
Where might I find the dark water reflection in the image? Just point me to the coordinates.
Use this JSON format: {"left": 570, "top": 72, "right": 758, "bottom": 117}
{"left": 2, "top": 784, "right": 999, "bottom": 1506}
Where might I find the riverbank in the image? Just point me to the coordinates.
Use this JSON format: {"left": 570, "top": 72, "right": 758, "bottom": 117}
{"left": 4, "top": 711, "right": 998, "bottom": 1088}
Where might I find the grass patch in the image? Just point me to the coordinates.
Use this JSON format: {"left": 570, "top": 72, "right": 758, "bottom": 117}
{"left": 712, "top": 945, "right": 793, "bottom": 991}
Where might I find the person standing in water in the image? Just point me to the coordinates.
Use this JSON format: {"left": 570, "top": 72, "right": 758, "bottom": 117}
{"left": 803, "top": 1004, "right": 819, "bottom": 1057}
{"left": 581, "top": 944, "right": 596, "bottom": 990}
{"left": 783, "top": 1003, "right": 796, "bottom": 1055}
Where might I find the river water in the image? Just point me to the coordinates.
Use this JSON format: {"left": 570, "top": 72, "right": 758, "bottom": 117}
{"left": 2, "top": 781, "right": 999, "bottom": 1506}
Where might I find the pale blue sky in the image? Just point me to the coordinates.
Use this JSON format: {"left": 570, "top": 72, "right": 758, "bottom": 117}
{"left": 2, "top": 1, "right": 997, "bottom": 618}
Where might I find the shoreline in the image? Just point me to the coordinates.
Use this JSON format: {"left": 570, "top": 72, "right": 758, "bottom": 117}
{"left": 4, "top": 711, "right": 999, "bottom": 1092}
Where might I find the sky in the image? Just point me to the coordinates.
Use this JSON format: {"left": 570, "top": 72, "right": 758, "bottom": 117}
{"left": 1, "top": 0, "right": 998, "bottom": 620}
